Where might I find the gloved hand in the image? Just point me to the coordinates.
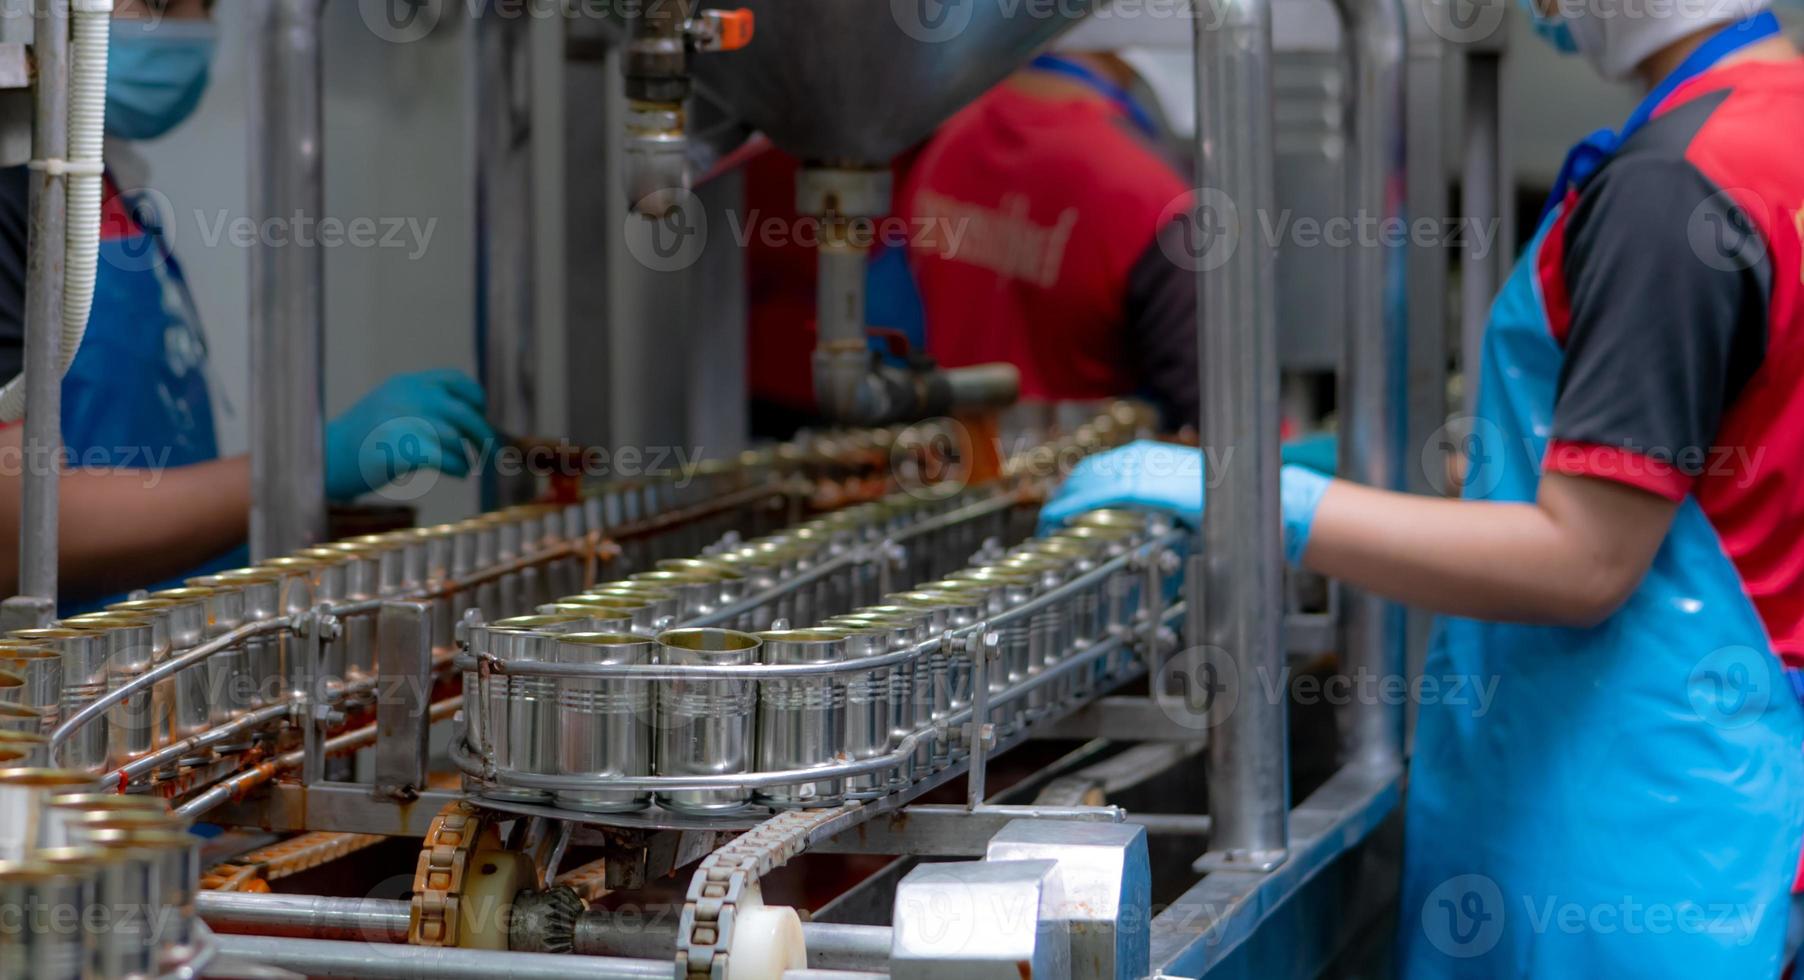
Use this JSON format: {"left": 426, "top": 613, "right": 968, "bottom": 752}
{"left": 1037, "top": 440, "right": 1205, "bottom": 532}
{"left": 325, "top": 369, "right": 494, "bottom": 502}
{"left": 1281, "top": 464, "right": 1332, "bottom": 567}
{"left": 1280, "top": 431, "right": 1337, "bottom": 475}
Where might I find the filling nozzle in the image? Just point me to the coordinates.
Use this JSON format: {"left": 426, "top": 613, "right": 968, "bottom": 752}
{"left": 622, "top": 4, "right": 753, "bottom": 217}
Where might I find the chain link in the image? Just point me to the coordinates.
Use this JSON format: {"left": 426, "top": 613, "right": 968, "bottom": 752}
{"left": 676, "top": 804, "right": 860, "bottom": 979}
{"left": 408, "top": 800, "right": 498, "bottom": 947}
{"left": 201, "top": 832, "right": 385, "bottom": 891}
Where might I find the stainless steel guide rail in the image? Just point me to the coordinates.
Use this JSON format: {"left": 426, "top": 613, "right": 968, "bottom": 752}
{"left": 449, "top": 526, "right": 1183, "bottom": 797}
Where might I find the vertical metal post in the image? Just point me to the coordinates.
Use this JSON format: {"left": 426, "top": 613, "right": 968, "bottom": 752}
{"left": 1403, "top": 1, "right": 1450, "bottom": 741}
{"left": 1460, "top": 47, "right": 1511, "bottom": 417}
{"left": 246, "top": 0, "right": 327, "bottom": 560}
{"left": 473, "top": 7, "right": 538, "bottom": 510}
{"left": 1334, "top": 0, "right": 1409, "bottom": 771}
{"left": 13, "top": 0, "right": 67, "bottom": 620}
{"left": 374, "top": 601, "right": 432, "bottom": 800}
{"left": 1193, "top": 0, "right": 1288, "bottom": 872}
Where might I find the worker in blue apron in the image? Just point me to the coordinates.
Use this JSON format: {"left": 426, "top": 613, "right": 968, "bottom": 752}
{"left": 1042, "top": 2, "right": 1804, "bottom": 975}
{"left": 3, "top": 2, "right": 493, "bottom": 610}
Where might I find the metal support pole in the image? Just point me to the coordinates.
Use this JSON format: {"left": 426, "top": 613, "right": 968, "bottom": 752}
{"left": 211, "top": 934, "right": 674, "bottom": 980}
{"left": 1334, "top": 0, "right": 1410, "bottom": 770}
{"left": 246, "top": 0, "right": 327, "bottom": 560}
{"left": 1403, "top": 0, "right": 1451, "bottom": 741}
{"left": 1460, "top": 48, "right": 1511, "bottom": 417}
{"left": 1192, "top": 0, "right": 1288, "bottom": 872}
{"left": 374, "top": 601, "right": 432, "bottom": 799}
{"left": 10, "top": 0, "right": 68, "bottom": 623}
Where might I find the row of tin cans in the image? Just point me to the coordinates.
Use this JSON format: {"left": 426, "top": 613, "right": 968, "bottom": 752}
{"left": 463, "top": 506, "right": 1170, "bottom": 815}
{"left": 0, "top": 769, "right": 201, "bottom": 979}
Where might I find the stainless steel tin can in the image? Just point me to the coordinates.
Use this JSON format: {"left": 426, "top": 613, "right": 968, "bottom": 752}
{"left": 474, "top": 614, "right": 592, "bottom": 802}
{"left": 754, "top": 630, "right": 848, "bottom": 808}
{"left": 0, "top": 732, "right": 46, "bottom": 767}
{"left": 0, "top": 698, "right": 39, "bottom": 737}
{"left": 554, "top": 595, "right": 663, "bottom": 636}
{"left": 537, "top": 604, "right": 634, "bottom": 635}
{"left": 655, "top": 559, "right": 749, "bottom": 626}
{"left": 11, "top": 630, "right": 108, "bottom": 773}
{"left": 0, "top": 854, "right": 94, "bottom": 980}
{"left": 154, "top": 584, "right": 252, "bottom": 738}
{"left": 42, "top": 794, "right": 180, "bottom": 848}
{"left": 256, "top": 558, "right": 320, "bottom": 698}
{"left": 290, "top": 550, "right": 352, "bottom": 687}
{"left": 587, "top": 583, "right": 682, "bottom": 632}
{"left": 70, "top": 822, "right": 199, "bottom": 967}
{"left": 628, "top": 571, "right": 718, "bottom": 620}
{"left": 61, "top": 616, "right": 159, "bottom": 769}
{"left": 653, "top": 628, "right": 760, "bottom": 813}
{"left": 828, "top": 628, "right": 894, "bottom": 798}
{"left": 201, "top": 569, "right": 284, "bottom": 713}
{"left": 0, "top": 642, "right": 60, "bottom": 737}
{"left": 321, "top": 542, "right": 382, "bottom": 684}
{"left": 553, "top": 633, "right": 654, "bottom": 813}
{"left": 947, "top": 568, "right": 1037, "bottom": 735}
{"left": 825, "top": 612, "right": 926, "bottom": 784}
{"left": 0, "top": 769, "right": 96, "bottom": 858}
{"left": 996, "top": 555, "right": 1074, "bottom": 718}
{"left": 70, "top": 828, "right": 164, "bottom": 979}
{"left": 856, "top": 607, "right": 936, "bottom": 774}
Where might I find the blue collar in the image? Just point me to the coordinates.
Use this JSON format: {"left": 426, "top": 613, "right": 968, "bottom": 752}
{"left": 1027, "top": 53, "right": 1160, "bottom": 139}
{"left": 1543, "top": 11, "right": 1781, "bottom": 219}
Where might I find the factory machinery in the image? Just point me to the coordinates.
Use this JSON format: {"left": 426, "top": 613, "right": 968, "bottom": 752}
{"left": 0, "top": 0, "right": 1517, "bottom": 973}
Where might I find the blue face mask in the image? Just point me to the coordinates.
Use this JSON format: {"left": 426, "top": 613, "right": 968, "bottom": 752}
{"left": 1522, "top": 0, "right": 1580, "bottom": 54}
{"left": 105, "top": 20, "right": 217, "bottom": 141}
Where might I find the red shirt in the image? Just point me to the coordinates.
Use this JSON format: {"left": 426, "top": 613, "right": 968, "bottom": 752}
{"left": 896, "top": 80, "right": 1192, "bottom": 405}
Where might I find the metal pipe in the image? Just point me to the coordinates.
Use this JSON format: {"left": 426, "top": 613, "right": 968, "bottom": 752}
{"left": 198, "top": 891, "right": 411, "bottom": 944}
{"left": 1460, "top": 50, "right": 1509, "bottom": 418}
{"left": 574, "top": 912, "right": 890, "bottom": 973}
{"left": 246, "top": 0, "right": 327, "bottom": 559}
{"left": 212, "top": 935, "right": 674, "bottom": 980}
{"left": 109, "top": 701, "right": 288, "bottom": 783}
{"left": 174, "top": 695, "right": 459, "bottom": 819}
{"left": 1192, "top": 0, "right": 1288, "bottom": 870}
{"left": 47, "top": 617, "right": 291, "bottom": 760}
{"left": 20, "top": 0, "right": 69, "bottom": 604}
{"left": 1333, "top": 0, "right": 1409, "bottom": 770}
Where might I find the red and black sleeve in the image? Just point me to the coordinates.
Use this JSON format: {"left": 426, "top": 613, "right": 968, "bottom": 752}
{"left": 1545, "top": 148, "right": 1771, "bottom": 501}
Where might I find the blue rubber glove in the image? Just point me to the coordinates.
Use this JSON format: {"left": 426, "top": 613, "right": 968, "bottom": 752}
{"left": 324, "top": 369, "right": 494, "bottom": 502}
{"left": 1038, "top": 440, "right": 1205, "bottom": 532}
{"left": 1280, "top": 431, "right": 1337, "bottom": 475}
{"left": 1280, "top": 464, "right": 1332, "bottom": 567}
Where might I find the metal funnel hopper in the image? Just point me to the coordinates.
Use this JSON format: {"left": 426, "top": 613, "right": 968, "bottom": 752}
{"left": 691, "top": 0, "right": 1103, "bottom": 166}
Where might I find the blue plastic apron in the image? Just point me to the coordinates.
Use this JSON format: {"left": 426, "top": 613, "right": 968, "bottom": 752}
{"left": 60, "top": 182, "right": 236, "bottom": 613}
{"left": 1398, "top": 22, "right": 1804, "bottom": 975}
